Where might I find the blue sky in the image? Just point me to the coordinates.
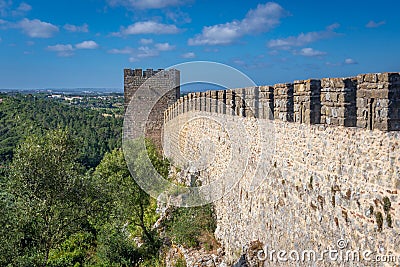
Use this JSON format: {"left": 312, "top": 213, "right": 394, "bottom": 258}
{"left": 0, "top": 0, "right": 399, "bottom": 90}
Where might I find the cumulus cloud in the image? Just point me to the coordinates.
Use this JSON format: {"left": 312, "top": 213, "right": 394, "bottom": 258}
{"left": 268, "top": 23, "right": 340, "bottom": 50}
{"left": 0, "top": 1, "right": 31, "bottom": 16}
{"left": 48, "top": 40, "right": 99, "bottom": 56}
{"left": 140, "top": 38, "right": 153, "bottom": 44}
{"left": 113, "top": 21, "right": 179, "bottom": 36}
{"left": 17, "top": 2, "right": 31, "bottom": 12}
{"left": 166, "top": 10, "right": 191, "bottom": 24}
{"left": 344, "top": 58, "right": 357, "bottom": 65}
{"left": 366, "top": 20, "right": 385, "bottom": 28}
{"left": 111, "top": 42, "right": 175, "bottom": 61}
{"left": 75, "top": 40, "right": 98, "bottom": 49}
{"left": 181, "top": 52, "right": 195, "bottom": 58}
{"left": 17, "top": 18, "right": 59, "bottom": 38}
{"left": 188, "top": 2, "right": 287, "bottom": 46}
{"left": 297, "top": 47, "right": 326, "bottom": 57}
{"left": 47, "top": 44, "right": 74, "bottom": 57}
{"left": 11, "top": 2, "right": 31, "bottom": 16}
{"left": 0, "top": 0, "right": 11, "bottom": 16}
{"left": 154, "top": 42, "right": 175, "bottom": 51}
{"left": 64, "top": 23, "right": 89, "bottom": 33}
{"left": 107, "top": 0, "right": 190, "bottom": 9}
{"left": 326, "top": 58, "right": 358, "bottom": 67}
{"left": 108, "top": 47, "right": 135, "bottom": 54}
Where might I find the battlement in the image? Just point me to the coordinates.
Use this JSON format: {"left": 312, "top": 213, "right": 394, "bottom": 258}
{"left": 165, "top": 72, "right": 400, "bottom": 131}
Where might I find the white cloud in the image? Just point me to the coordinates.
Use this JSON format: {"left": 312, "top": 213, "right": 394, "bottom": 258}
{"left": 0, "top": 0, "right": 12, "bottom": 16}
{"left": 344, "top": 58, "right": 357, "bottom": 65}
{"left": 137, "top": 46, "right": 159, "bottom": 58}
{"left": 108, "top": 47, "right": 134, "bottom": 54}
{"left": 115, "top": 21, "right": 179, "bottom": 35}
{"left": 154, "top": 42, "right": 175, "bottom": 51}
{"left": 11, "top": 2, "right": 31, "bottom": 16}
{"left": 47, "top": 44, "right": 73, "bottom": 52}
{"left": 139, "top": 38, "right": 153, "bottom": 44}
{"left": 268, "top": 23, "right": 340, "bottom": 50}
{"left": 17, "top": 18, "right": 59, "bottom": 38}
{"left": 75, "top": 40, "right": 98, "bottom": 49}
{"left": 110, "top": 42, "right": 175, "bottom": 61}
{"left": 48, "top": 40, "right": 99, "bottom": 56}
{"left": 107, "top": 0, "right": 190, "bottom": 9}
{"left": 181, "top": 52, "right": 195, "bottom": 58}
{"left": 64, "top": 23, "right": 89, "bottom": 33}
{"left": 129, "top": 56, "right": 138, "bottom": 62}
{"left": 188, "top": 2, "right": 287, "bottom": 46}
{"left": 297, "top": 47, "right": 326, "bottom": 57}
{"left": 0, "top": 1, "right": 31, "bottom": 17}
{"left": 17, "top": 2, "right": 31, "bottom": 12}
{"left": 126, "top": 46, "right": 160, "bottom": 62}
{"left": 326, "top": 58, "right": 358, "bottom": 67}
{"left": 47, "top": 44, "right": 74, "bottom": 57}
{"left": 166, "top": 10, "right": 191, "bottom": 24}
{"left": 366, "top": 20, "right": 385, "bottom": 28}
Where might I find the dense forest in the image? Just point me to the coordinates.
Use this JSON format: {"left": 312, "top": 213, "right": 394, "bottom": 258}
{"left": 0, "top": 93, "right": 216, "bottom": 267}
{"left": 0, "top": 93, "right": 122, "bottom": 168}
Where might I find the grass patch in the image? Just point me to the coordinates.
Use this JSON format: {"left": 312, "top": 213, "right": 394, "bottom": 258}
{"left": 164, "top": 204, "right": 217, "bottom": 249}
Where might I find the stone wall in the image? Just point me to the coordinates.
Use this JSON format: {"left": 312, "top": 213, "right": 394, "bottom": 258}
{"left": 124, "top": 68, "right": 180, "bottom": 151}
{"left": 162, "top": 72, "right": 400, "bottom": 265}
{"left": 215, "top": 121, "right": 399, "bottom": 265}
{"left": 164, "top": 113, "right": 400, "bottom": 265}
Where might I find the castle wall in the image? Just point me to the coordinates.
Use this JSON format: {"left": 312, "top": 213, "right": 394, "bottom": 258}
{"left": 162, "top": 72, "right": 400, "bottom": 265}
{"left": 165, "top": 114, "right": 400, "bottom": 265}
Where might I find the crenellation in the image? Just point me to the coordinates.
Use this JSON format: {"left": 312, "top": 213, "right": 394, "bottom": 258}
{"left": 210, "top": 91, "right": 218, "bottom": 113}
{"left": 293, "top": 79, "right": 321, "bottom": 124}
{"left": 356, "top": 73, "right": 396, "bottom": 131}
{"left": 217, "top": 90, "right": 227, "bottom": 114}
{"left": 162, "top": 72, "right": 400, "bottom": 132}
{"left": 321, "top": 77, "right": 357, "bottom": 127}
{"left": 200, "top": 91, "right": 206, "bottom": 111}
{"left": 226, "top": 90, "right": 235, "bottom": 115}
{"left": 259, "top": 85, "right": 274, "bottom": 120}
{"left": 195, "top": 92, "right": 201, "bottom": 111}
{"left": 274, "top": 83, "right": 294, "bottom": 122}
{"left": 243, "top": 87, "right": 257, "bottom": 118}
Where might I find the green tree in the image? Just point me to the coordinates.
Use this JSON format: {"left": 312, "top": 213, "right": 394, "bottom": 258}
{"left": 7, "top": 129, "right": 101, "bottom": 266}
{"left": 92, "top": 148, "right": 162, "bottom": 264}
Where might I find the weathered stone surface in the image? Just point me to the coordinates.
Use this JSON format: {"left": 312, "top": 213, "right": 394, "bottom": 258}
{"left": 124, "top": 68, "right": 180, "bottom": 152}
{"left": 126, "top": 70, "right": 400, "bottom": 266}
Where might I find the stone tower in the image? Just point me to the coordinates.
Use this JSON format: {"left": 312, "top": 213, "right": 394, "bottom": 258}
{"left": 124, "top": 68, "right": 180, "bottom": 152}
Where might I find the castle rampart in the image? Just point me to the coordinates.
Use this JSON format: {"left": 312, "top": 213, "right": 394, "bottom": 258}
{"left": 164, "top": 72, "right": 400, "bottom": 132}
{"left": 124, "top": 70, "right": 400, "bottom": 264}
{"left": 160, "top": 72, "right": 400, "bottom": 265}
